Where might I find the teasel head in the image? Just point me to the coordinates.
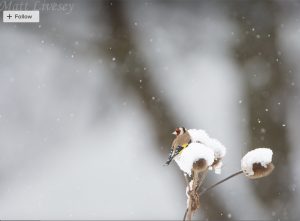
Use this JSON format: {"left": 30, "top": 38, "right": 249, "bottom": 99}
{"left": 192, "top": 158, "right": 208, "bottom": 174}
{"left": 245, "top": 162, "right": 275, "bottom": 179}
{"left": 199, "top": 147, "right": 275, "bottom": 197}
{"left": 241, "top": 148, "right": 274, "bottom": 179}
{"left": 174, "top": 143, "right": 215, "bottom": 176}
{"left": 209, "top": 158, "right": 223, "bottom": 174}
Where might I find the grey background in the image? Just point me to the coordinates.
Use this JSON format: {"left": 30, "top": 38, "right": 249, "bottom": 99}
{"left": 0, "top": 0, "right": 299, "bottom": 220}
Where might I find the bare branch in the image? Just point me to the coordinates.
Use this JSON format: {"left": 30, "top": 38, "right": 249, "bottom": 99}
{"left": 200, "top": 170, "right": 243, "bottom": 196}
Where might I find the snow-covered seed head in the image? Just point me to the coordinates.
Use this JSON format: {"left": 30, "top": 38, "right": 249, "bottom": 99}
{"left": 174, "top": 143, "right": 214, "bottom": 176}
{"left": 241, "top": 148, "right": 274, "bottom": 179}
{"left": 172, "top": 127, "right": 186, "bottom": 136}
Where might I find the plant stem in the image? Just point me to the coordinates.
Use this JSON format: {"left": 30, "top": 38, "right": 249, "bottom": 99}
{"left": 199, "top": 170, "right": 243, "bottom": 196}
{"left": 184, "top": 169, "right": 208, "bottom": 221}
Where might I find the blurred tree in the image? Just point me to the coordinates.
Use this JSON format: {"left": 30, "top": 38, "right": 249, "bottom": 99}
{"left": 101, "top": 0, "right": 228, "bottom": 220}
{"left": 232, "top": 1, "right": 294, "bottom": 219}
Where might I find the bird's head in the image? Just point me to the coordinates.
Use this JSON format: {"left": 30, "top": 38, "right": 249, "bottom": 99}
{"left": 172, "top": 127, "right": 186, "bottom": 136}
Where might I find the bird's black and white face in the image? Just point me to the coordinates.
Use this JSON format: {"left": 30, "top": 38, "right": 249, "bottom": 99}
{"left": 172, "top": 127, "right": 186, "bottom": 136}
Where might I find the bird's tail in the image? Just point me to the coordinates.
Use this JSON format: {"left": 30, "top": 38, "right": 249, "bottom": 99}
{"left": 163, "top": 145, "right": 185, "bottom": 166}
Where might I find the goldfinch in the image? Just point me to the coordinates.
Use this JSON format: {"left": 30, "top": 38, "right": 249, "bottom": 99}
{"left": 164, "top": 127, "right": 191, "bottom": 165}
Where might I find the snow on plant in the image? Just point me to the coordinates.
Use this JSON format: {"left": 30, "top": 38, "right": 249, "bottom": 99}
{"left": 241, "top": 148, "right": 274, "bottom": 179}
{"left": 174, "top": 143, "right": 215, "bottom": 176}
{"left": 165, "top": 127, "right": 275, "bottom": 221}
{"left": 171, "top": 129, "right": 226, "bottom": 176}
{"left": 188, "top": 129, "right": 226, "bottom": 159}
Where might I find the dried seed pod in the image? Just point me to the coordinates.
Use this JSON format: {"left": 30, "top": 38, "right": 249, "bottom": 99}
{"left": 192, "top": 159, "right": 208, "bottom": 173}
{"left": 211, "top": 158, "right": 221, "bottom": 167}
{"left": 241, "top": 148, "right": 274, "bottom": 179}
{"left": 246, "top": 162, "right": 275, "bottom": 179}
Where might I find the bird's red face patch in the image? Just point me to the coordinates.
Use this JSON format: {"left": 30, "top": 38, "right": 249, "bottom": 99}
{"left": 175, "top": 128, "right": 181, "bottom": 136}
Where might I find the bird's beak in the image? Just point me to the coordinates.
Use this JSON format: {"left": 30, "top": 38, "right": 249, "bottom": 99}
{"left": 172, "top": 131, "right": 177, "bottom": 135}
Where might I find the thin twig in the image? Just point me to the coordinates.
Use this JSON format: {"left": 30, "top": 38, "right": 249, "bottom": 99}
{"left": 183, "top": 208, "right": 188, "bottom": 221}
{"left": 200, "top": 170, "right": 243, "bottom": 196}
{"left": 185, "top": 174, "right": 193, "bottom": 221}
{"left": 183, "top": 173, "right": 190, "bottom": 221}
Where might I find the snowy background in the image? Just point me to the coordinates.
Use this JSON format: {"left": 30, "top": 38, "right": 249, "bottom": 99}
{"left": 0, "top": 0, "right": 299, "bottom": 220}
